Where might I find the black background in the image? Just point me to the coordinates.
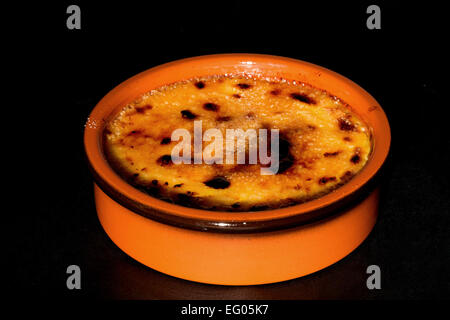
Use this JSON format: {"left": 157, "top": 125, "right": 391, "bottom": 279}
{"left": 9, "top": 1, "right": 448, "bottom": 301}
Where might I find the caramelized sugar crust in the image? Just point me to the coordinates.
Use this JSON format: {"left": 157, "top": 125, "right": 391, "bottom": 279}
{"left": 104, "top": 75, "right": 372, "bottom": 211}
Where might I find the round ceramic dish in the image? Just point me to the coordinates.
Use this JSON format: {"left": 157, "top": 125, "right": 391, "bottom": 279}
{"left": 84, "top": 54, "right": 391, "bottom": 285}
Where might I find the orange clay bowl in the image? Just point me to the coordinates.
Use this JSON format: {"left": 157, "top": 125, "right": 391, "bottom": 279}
{"left": 84, "top": 54, "right": 391, "bottom": 285}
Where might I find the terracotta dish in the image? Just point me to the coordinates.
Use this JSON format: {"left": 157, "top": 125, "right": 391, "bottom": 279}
{"left": 84, "top": 54, "right": 391, "bottom": 285}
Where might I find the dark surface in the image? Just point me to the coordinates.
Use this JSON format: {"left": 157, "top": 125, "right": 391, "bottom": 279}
{"left": 9, "top": 1, "right": 448, "bottom": 299}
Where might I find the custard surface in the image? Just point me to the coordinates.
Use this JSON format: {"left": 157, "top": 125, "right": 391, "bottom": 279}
{"left": 104, "top": 76, "right": 371, "bottom": 211}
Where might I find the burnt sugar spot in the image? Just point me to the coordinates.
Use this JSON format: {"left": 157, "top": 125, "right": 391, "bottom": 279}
{"left": 270, "top": 89, "right": 281, "bottom": 96}
{"left": 125, "top": 157, "right": 134, "bottom": 165}
{"left": 157, "top": 155, "right": 172, "bottom": 166}
{"left": 261, "top": 129, "right": 295, "bottom": 174}
{"left": 181, "top": 110, "right": 197, "bottom": 119}
{"left": 237, "top": 83, "right": 252, "bottom": 89}
{"left": 173, "top": 183, "right": 183, "bottom": 188}
{"left": 338, "top": 117, "right": 355, "bottom": 131}
{"left": 151, "top": 179, "right": 158, "bottom": 185}
{"left": 127, "top": 129, "right": 142, "bottom": 136}
{"left": 318, "top": 176, "right": 337, "bottom": 185}
{"left": 216, "top": 116, "right": 231, "bottom": 122}
{"left": 232, "top": 94, "right": 241, "bottom": 98}
{"left": 194, "top": 81, "right": 205, "bottom": 89}
{"left": 290, "top": 93, "right": 316, "bottom": 104}
{"left": 324, "top": 151, "right": 340, "bottom": 157}
{"left": 177, "top": 193, "right": 196, "bottom": 207}
{"left": 204, "top": 176, "right": 230, "bottom": 189}
{"left": 135, "top": 105, "right": 152, "bottom": 114}
{"left": 340, "top": 171, "right": 353, "bottom": 182}
{"left": 343, "top": 136, "right": 352, "bottom": 142}
{"left": 203, "top": 102, "right": 220, "bottom": 112}
{"left": 231, "top": 203, "right": 241, "bottom": 209}
{"left": 277, "top": 136, "right": 295, "bottom": 174}
{"left": 350, "top": 147, "right": 361, "bottom": 164}
{"left": 138, "top": 185, "right": 160, "bottom": 197}
{"left": 350, "top": 154, "right": 361, "bottom": 164}
{"left": 160, "top": 137, "right": 171, "bottom": 145}
{"left": 246, "top": 112, "right": 256, "bottom": 120}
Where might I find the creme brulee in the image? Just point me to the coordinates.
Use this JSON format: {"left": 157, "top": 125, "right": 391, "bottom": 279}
{"left": 103, "top": 75, "right": 372, "bottom": 211}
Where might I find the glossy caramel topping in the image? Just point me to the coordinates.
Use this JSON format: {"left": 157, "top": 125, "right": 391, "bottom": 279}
{"left": 104, "top": 75, "right": 371, "bottom": 211}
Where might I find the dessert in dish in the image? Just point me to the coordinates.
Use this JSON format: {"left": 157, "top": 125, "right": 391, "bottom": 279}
{"left": 104, "top": 75, "right": 371, "bottom": 211}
